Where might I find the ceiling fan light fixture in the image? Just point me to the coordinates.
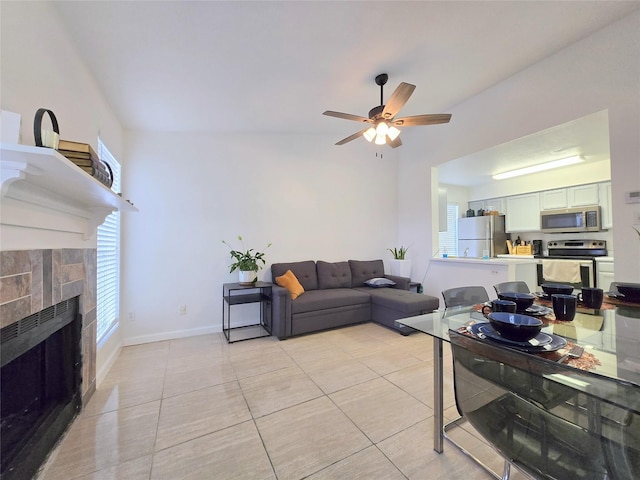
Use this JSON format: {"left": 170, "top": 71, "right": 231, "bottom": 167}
{"left": 363, "top": 127, "right": 376, "bottom": 142}
{"left": 375, "top": 120, "right": 389, "bottom": 136}
{"left": 375, "top": 133, "right": 386, "bottom": 145}
{"left": 387, "top": 125, "right": 400, "bottom": 141}
{"left": 492, "top": 156, "right": 585, "bottom": 180}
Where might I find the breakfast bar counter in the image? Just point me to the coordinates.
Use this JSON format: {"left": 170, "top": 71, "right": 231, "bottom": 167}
{"left": 425, "top": 256, "right": 539, "bottom": 300}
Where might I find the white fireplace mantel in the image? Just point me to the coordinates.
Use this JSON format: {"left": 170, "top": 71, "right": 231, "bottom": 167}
{"left": 1, "top": 143, "right": 137, "bottom": 239}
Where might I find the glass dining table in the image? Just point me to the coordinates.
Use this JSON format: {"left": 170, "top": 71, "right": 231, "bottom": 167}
{"left": 396, "top": 299, "right": 640, "bottom": 467}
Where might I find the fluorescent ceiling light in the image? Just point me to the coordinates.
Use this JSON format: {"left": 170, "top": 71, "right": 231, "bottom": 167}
{"left": 493, "top": 156, "right": 584, "bottom": 180}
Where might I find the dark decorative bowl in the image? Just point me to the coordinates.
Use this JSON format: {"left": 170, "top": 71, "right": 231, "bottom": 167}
{"left": 617, "top": 283, "right": 640, "bottom": 302}
{"left": 541, "top": 283, "right": 574, "bottom": 296}
{"left": 497, "top": 292, "right": 535, "bottom": 312}
{"left": 488, "top": 312, "right": 543, "bottom": 342}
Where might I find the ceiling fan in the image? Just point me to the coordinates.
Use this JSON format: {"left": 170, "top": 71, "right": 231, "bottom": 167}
{"left": 323, "top": 73, "right": 451, "bottom": 148}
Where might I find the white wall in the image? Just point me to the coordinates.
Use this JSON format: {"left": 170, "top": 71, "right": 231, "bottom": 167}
{"left": 120, "top": 130, "right": 399, "bottom": 344}
{"left": 0, "top": 2, "right": 124, "bottom": 158}
{"left": 399, "top": 11, "right": 640, "bottom": 299}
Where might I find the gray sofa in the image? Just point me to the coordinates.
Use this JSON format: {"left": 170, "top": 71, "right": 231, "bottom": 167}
{"left": 270, "top": 259, "right": 439, "bottom": 339}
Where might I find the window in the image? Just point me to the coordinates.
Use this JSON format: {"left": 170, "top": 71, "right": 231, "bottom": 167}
{"left": 96, "top": 140, "right": 121, "bottom": 344}
{"left": 438, "top": 204, "right": 459, "bottom": 257}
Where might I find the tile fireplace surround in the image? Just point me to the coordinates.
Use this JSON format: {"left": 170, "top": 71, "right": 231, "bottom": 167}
{"left": 0, "top": 248, "right": 97, "bottom": 402}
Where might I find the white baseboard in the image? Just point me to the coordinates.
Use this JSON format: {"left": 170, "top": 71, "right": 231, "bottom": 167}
{"left": 123, "top": 324, "right": 221, "bottom": 346}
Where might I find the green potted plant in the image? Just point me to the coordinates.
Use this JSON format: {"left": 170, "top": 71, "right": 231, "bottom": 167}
{"left": 223, "top": 236, "right": 271, "bottom": 285}
{"left": 387, "top": 245, "right": 412, "bottom": 277}
{"left": 387, "top": 246, "right": 410, "bottom": 260}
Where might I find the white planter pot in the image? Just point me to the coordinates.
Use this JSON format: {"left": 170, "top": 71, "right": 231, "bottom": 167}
{"left": 238, "top": 270, "right": 257, "bottom": 286}
{"left": 389, "top": 259, "right": 411, "bottom": 278}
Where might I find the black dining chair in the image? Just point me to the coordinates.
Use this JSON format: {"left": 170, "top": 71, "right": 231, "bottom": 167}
{"left": 442, "top": 286, "right": 489, "bottom": 308}
{"left": 493, "top": 281, "right": 530, "bottom": 295}
{"left": 448, "top": 329, "right": 640, "bottom": 480}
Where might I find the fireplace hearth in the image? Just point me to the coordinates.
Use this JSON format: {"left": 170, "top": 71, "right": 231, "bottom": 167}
{"left": 1, "top": 297, "right": 82, "bottom": 480}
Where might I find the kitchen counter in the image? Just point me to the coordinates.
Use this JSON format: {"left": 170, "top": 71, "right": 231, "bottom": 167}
{"left": 426, "top": 256, "right": 539, "bottom": 301}
{"left": 431, "top": 256, "right": 538, "bottom": 265}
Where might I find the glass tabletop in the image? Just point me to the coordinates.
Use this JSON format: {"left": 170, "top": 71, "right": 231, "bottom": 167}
{"left": 397, "top": 302, "right": 640, "bottom": 387}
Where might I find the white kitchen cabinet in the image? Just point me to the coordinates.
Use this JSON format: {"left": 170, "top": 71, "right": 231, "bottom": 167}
{"left": 598, "top": 182, "right": 613, "bottom": 229}
{"left": 596, "top": 258, "right": 615, "bottom": 290}
{"left": 567, "top": 183, "right": 600, "bottom": 206}
{"left": 468, "top": 198, "right": 505, "bottom": 215}
{"left": 484, "top": 198, "right": 505, "bottom": 214}
{"left": 467, "top": 200, "right": 484, "bottom": 215}
{"left": 540, "top": 189, "right": 568, "bottom": 210}
{"left": 505, "top": 193, "right": 540, "bottom": 232}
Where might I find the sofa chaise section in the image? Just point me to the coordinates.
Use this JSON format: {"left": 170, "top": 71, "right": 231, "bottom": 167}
{"left": 270, "top": 259, "right": 439, "bottom": 339}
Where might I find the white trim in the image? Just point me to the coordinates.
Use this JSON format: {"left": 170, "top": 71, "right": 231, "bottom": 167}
{"left": 123, "top": 325, "right": 220, "bottom": 346}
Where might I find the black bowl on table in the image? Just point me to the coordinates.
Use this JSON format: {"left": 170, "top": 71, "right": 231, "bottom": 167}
{"left": 617, "top": 283, "right": 640, "bottom": 302}
{"left": 541, "top": 283, "right": 574, "bottom": 296}
{"left": 488, "top": 312, "right": 543, "bottom": 342}
{"left": 497, "top": 292, "right": 535, "bottom": 312}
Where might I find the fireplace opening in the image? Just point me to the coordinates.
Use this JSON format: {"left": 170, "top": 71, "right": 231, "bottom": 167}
{"left": 1, "top": 297, "right": 82, "bottom": 480}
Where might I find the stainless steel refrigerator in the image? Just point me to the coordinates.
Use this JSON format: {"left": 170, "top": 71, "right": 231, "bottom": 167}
{"left": 458, "top": 215, "right": 507, "bottom": 258}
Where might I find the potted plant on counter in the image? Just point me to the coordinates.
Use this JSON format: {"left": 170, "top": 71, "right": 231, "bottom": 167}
{"left": 387, "top": 245, "right": 412, "bottom": 277}
{"left": 223, "top": 236, "right": 271, "bottom": 285}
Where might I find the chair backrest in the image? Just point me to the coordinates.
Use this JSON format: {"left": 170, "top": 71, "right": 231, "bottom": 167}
{"left": 442, "top": 286, "right": 489, "bottom": 307}
{"left": 493, "top": 281, "right": 530, "bottom": 295}
{"left": 448, "top": 329, "right": 640, "bottom": 480}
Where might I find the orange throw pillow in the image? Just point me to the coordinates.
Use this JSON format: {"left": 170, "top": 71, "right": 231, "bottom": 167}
{"left": 275, "top": 270, "right": 304, "bottom": 300}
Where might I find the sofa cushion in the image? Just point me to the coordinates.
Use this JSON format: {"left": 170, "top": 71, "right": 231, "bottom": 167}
{"left": 364, "top": 277, "right": 396, "bottom": 288}
{"left": 275, "top": 270, "right": 305, "bottom": 300}
{"left": 271, "top": 261, "right": 318, "bottom": 291}
{"left": 349, "top": 259, "right": 386, "bottom": 287}
{"left": 317, "top": 261, "right": 352, "bottom": 289}
{"left": 291, "top": 289, "right": 371, "bottom": 314}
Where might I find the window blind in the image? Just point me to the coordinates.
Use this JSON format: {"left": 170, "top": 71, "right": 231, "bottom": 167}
{"left": 96, "top": 140, "right": 121, "bottom": 344}
{"left": 438, "top": 204, "right": 459, "bottom": 257}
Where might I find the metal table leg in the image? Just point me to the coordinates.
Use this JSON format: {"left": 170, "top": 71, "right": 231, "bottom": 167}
{"left": 434, "top": 336, "right": 444, "bottom": 453}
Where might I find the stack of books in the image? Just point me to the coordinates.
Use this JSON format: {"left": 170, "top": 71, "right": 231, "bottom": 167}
{"left": 57, "top": 140, "right": 112, "bottom": 188}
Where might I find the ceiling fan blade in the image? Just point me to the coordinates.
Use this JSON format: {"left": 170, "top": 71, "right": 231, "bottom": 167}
{"left": 388, "top": 136, "right": 403, "bottom": 148}
{"left": 335, "top": 129, "right": 368, "bottom": 145}
{"left": 393, "top": 114, "right": 452, "bottom": 126}
{"left": 381, "top": 82, "right": 416, "bottom": 119}
{"left": 323, "top": 111, "right": 372, "bottom": 123}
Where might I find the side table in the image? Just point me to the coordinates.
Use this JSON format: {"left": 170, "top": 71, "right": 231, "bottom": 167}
{"left": 222, "top": 282, "right": 272, "bottom": 343}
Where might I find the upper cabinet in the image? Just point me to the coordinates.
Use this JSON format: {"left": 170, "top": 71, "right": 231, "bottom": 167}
{"left": 467, "top": 198, "right": 505, "bottom": 215}
{"left": 599, "top": 182, "right": 613, "bottom": 229}
{"left": 567, "top": 183, "right": 600, "bottom": 207}
{"left": 470, "top": 181, "right": 612, "bottom": 232}
{"left": 540, "top": 189, "right": 568, "bottom": 210}
{"left": 541, "top": 184, "right": 600, "bottom": 210}
{"left": 505, "top": 193, "right": 540, "bottom": 232}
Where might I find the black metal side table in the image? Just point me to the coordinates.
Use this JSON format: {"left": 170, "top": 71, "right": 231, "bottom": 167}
{"left": 222, "top": 282, "right": 272, "bottom": 343}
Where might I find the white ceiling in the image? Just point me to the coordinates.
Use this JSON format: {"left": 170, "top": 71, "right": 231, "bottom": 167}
{"left": 52, "top": 1, "right": 638, "bottom": 183}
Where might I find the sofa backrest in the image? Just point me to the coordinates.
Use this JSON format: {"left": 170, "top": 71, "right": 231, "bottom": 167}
{"left": 317, "top": 261, "right": 352, "bottom": 289}
{"left": 348, "top": 259, "right": 386, "bottom": 287}
{"left": 271, "top": 261, "right": 318, "bottom": 291}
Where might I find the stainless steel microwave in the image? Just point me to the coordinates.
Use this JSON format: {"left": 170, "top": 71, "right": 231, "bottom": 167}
{"left": 540, "top": 206, "right": 602, "bottom": 233}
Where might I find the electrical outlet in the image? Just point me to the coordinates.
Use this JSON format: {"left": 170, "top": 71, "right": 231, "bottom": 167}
{"left": 179, "top": 304, "right": 187, "bottom": 315}
{"left": 128, "top": 312, "right": 135, "bottom": 322}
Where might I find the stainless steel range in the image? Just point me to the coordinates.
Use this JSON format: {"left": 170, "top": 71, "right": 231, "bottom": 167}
{"left": 537, "top": 240, "right": 607, "bottom": 288}
{"left": 547, "top": 239, "right": 607, "bottom": 258}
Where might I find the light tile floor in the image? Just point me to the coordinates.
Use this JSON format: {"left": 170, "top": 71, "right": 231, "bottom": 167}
{"left": 37, "top": 323, "right": 529, "bottom": 479}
